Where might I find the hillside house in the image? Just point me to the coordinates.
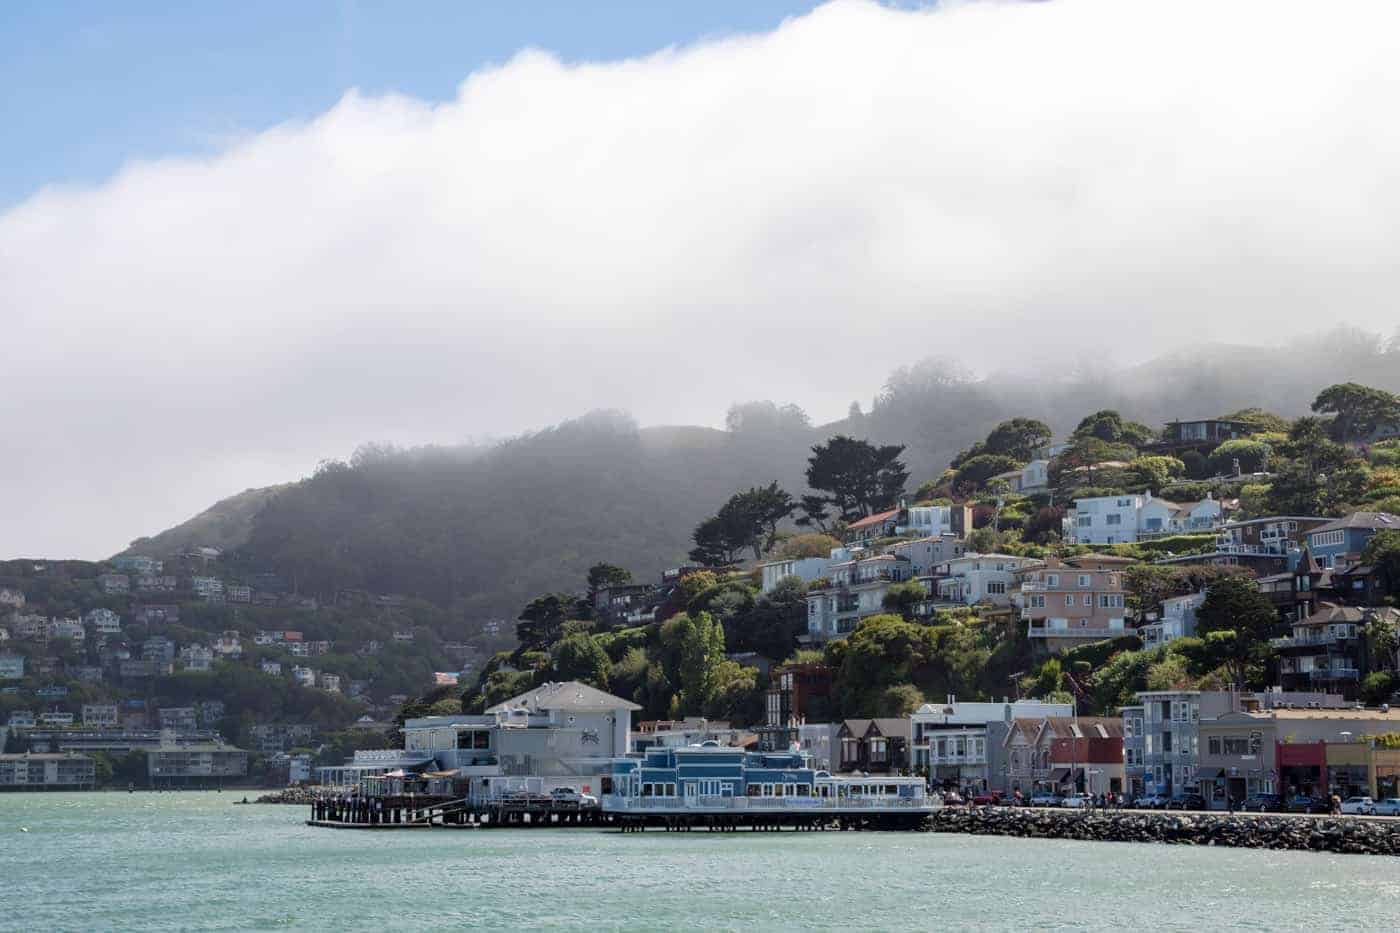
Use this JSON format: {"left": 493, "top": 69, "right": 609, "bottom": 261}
{"left": 803, "top": 555, "right": 913, "bottom": 642}
{"left": 98, "top": 573, "right": 130, "bottom": 595}
{"left": 930, "top": 553, "right": 1040, "bottom": 607}
{"left": 1017, "top": 555, "right": 1134, "bottom": 655}
{"left": 0, "top": 586, "right": 25, "bottom": 609}
{"left": 85, "top": 608, "right": 121, "bottom": 634}
{"left": 1306, "top": 511, "right": 1399, "bottom": 570}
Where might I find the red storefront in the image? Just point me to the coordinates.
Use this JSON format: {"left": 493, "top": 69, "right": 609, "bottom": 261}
{"left": 1277, "top": 742, "right": 1327, "bottom": 797}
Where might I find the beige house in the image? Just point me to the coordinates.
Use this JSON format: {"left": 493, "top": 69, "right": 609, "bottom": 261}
{"left": 1016, "top": 554, "right": 1135, "bottom": 655}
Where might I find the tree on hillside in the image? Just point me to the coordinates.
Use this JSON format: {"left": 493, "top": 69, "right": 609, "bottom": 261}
{"left": 1222, "top": 407, "right": 1293, "bottom": 434}
{"left": 725, "top": 401, "right": 811, "bottom": 436}
{"left": 1073, "top": 410, "right": 1154, "bottom": 446}
{"left": 775, "top": 533, "right": 842, "bottom": 559}
{"left": 984, "top": 417, "right": 1054, "bottom": 462}
{"left": 582, "top": 563, "right": 631, "bottom": 619}
{"left": 1195, "top": 576, "right": 1278, "bottom": 687}
{"left": 689, "top": 482, "right": 795, "bottom": 564}
{"left": 1207, "top": 439, "right": 1271, "bottom": 476}
{"left": 805, "top": 436, "right": 908, "bottom": 521}
{"left": 672, "top": 611, "right": 726, "bottom": 715}
{"left": 1312, "top": 382, "right": 1400, "bottom": 444}
{"left": 881, "top": 580, "right": 928, "bottom": 621}
{"left": 516, "top": 593, "right": 580, "bottom": 651}
{"left": 794, "top": 494, "right": 833, "bottom": 532}
{"left": 1268, "top": 417, "right": 1368, "bottom": 514}
{"left": 552, "top": 634, "right": 612, "bottom": 689}
{"left": 1049, "top": 436, "right": 1137, "bottom": 488}
{"left": 953, "top": 454, "right": 1023, "bottom": 492}
{"left": 1362, "top": 530, "right": 1400, "bottom": 599}
{"left": 1127, "top": 455, "right": 1186, "bottom": 490}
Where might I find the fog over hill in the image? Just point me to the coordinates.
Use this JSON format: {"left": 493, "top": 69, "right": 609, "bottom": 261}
{"left": 123, "top": 330, "right": 1399, "bottom": 619}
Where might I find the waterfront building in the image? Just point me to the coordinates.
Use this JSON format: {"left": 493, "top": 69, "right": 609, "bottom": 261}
{"left": 323, "top": 681, "right": 640, "bottom": 800}
{"left": 0, "top": 753, "right": 96, "bottom": 789}
{"left": 836, "top": 719, "right": 910, "bottom": 774}
{"left": 599, "top": 744, "right": 935, "bottom": 821}
{"left": 1197, "top": 706, "right": 1400, "bottom": 807}
{"left": 995, "top": 716, "right": 1120, "bottom": 795}
{"left": 756, "top": 662, "right": 833, "bottom": 752}
{"left": 630, "top": 718, "right": 752, "bottom": 753}
{"left": 914, "top": 698, "right": 1072, "bottom": 792}
{"left": 146, "top": 743, "right": 249, "bottom": 784}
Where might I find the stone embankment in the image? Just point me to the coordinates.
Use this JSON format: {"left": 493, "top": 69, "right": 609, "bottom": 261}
{"left": 254, "top": 787, "right": 319, "bottom": 805}
{"left": 927, "top": 806, "right": 1400, "bottom": 857}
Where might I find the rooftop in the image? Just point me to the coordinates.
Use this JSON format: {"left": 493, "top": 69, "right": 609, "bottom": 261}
{"left": 846, "top": 508, "right": 902, "bottom": 531}
{"left": 485, "top": 680, "right": 641, "bottom": 714}
{"left": 1310, "top": 511, "right": 1399, "bottom": 535}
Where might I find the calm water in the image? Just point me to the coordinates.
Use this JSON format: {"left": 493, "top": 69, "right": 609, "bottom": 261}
{"left": 3, "top": 793, "right": 1399, "bottom": 931}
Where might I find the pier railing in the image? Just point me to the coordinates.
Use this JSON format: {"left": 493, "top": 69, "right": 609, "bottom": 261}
{"left": 607, "top": 795, "right": 936, "bottom": 812}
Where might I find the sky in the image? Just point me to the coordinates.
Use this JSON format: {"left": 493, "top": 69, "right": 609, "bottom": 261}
{"left": 3, "top": 0, "right": 1400, "bottom": 559}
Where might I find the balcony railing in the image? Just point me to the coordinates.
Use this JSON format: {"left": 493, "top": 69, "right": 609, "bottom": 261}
{"left": 1270, "top": 632, "right": 1353, "bottom": 649}
{"left": 1308, "top": 667, "right": 1360, "bottom": 681}
{"left": 605, "top": 795, "right": 936, "bottom": 813}
{"left": 1028, "top": 626, "right": 1126, "bottom": 640}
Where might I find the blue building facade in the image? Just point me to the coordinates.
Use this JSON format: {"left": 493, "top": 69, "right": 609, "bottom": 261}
{"left": 1307, "top": 512, "right": 1398, "bottom": 570}
{"left": 604, "top": 746, "right": 821, "bottom": 800}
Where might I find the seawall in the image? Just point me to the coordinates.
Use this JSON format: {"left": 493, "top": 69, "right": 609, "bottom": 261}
{"left": 927, "top": 807, "right": 1400, "bottom": 857}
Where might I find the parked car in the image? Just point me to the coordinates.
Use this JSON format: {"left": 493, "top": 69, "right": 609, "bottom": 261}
{"left": 1029, "top": 791, "right": 1063, "bottom": 807}
{"left": 1060, "top": 793, "right": 1091, "bottom": 809}
{"left": 1340, "top": 796, "right": 1375, "bottom": 815}
{"left": 1371, "top": 798, "right": 1400, "bottom": 816}
{"left": 1240, "top": 793, "right": 1284, "bottom": 813}
{"left": 1166, "top": 793, "right": 1208, "bottom": 811}
{"left": 549, "top": 787, "right": 598, "bottom": 807}
{"left": 971, "top": 791, "right": 1004, "bottom": 806}
{"left": 1286, "top": 795, "right": 1331, "bottom": 814}
{"left": 941, "top": 791, "right": 965, "bottom": 806}
{"left": 1134, "top": 793, "right": 1169, "bottom": 809}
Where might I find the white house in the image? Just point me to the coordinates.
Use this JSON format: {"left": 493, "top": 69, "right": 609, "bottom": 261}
{"left": 0, "top": 586, "right": 25, "bottom": 609}
{"left": 1018, "top": 460, "right": 1050, "bottom": 492}
{"left": 85, "top": 608, "right": 121, "bottom": 634}
{"left": 1068, "top": 493, "right": 1224, "bottom": 545}
{"left": 759, "top": 550, "right": 846, "bottom": 594}
{"left": 38, "top": 712, "right": 75, "bottom": 727}
{"left": 8, "top": 710, "right": 36, "bottom": 728}
{"left": 803, "top": 555, "right": 914, "bottom": 642}
{"left": 261, "top": 660, "right": 283, "bottom": 676}
{"left": 213, "top": 631, "right": 243, "bottom": 657}
{"left": 886, "top": 535, "right": 965, "bottom": 576}
{"left": 179, "top": 645, "right": 214, "bottom": 672}
{"left": 931, "top": 554, "right": 1042, "bottom": 606}
{"left": 291, "top": 666, "right": 317, "bottom": 688}
{"left": 897, "top": 506, "right": 956, "bottom": 537}
{"left": 48, "top": 618, "right": 86, "bottom": 642}
{"left": 1138, "top": 591, "right": 1206, "bottom": 649}
{"left": 319, "top": 673, "right": 342, "bottom": 693}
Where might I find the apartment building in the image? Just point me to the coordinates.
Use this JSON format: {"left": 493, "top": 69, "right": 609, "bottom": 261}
{"left": 1017, "top": 555, "right": 1134, "bottom": 654}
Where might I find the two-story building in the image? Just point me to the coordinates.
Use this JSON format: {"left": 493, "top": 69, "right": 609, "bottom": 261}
{"left": 913, "top": 698, "right": 1072, "bottom": 792}
{"left": 1017, "top": 555, "right": 1135, "bottom": 655}
{"left": 1306, "top": 511, "right": 1399, "bottom": 569}
{"left": 930, "top": 553, "right": 1042, "bottom": 607}
{"left": 0, "top": 753, "right": 96, "bottom": 789}
{"left": 1272, "top": 604, "right": 1400, "bottom": 699}
{"left": 896, "top": 504, "right": 972, "bottom": 539}
{"left": 993, "top": 716, "right": 1119, "bottom": 796}
{"left": 1068, "top": 493, "right": 1226, "bottom": 545}
{"left": 84, "top": 608, "right": 121, "bottom": 634}
{"left": 82, "top": 704, "right": 119, "bottom": 728}
{"left": 886, "top": 535, "right": 966, "bottom": 577}
{"left": 1137, "top": 591, "right": 1206, "bottom": 649}
{"left": 844, "top": 508, "right": 901, "bottom": 544}
{"left": 803, "top": 555, "right": 913, "bottom": 642}
{"left": 835, "top": 718, "right": 910, "bottom": 774}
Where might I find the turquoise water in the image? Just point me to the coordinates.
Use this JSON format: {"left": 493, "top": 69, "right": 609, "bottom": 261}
{"left": 3, "top": 793, "right": 1400, "bottom": 931}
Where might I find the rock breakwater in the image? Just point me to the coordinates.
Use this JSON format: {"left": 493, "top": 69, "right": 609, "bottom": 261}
{"left": 928, "top": 807, "right": 1400, "bottom": 857}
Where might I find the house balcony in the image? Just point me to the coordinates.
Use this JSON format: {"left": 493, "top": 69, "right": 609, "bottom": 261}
{"left": 1270, "top": 632, "right": 1352, "bottom": 649}
{"left": 1020, "top": 582, "right": 1048, "bottom": 592}
{"left": 1028, "top": 625, "right": 1126, "bottom": 640}
{"left": 1308, "top": 667, "right": 1360, "bottom": 681}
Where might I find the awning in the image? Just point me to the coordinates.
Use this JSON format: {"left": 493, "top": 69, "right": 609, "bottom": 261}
{"left": 1048, "top": 768, "right": 1071, "bottom": 783}
{"left": 1199, "top": 768, "right": 1226, "bottom": 781}
{"left": 422, "top": 770, "right": 461, "bottom": 779}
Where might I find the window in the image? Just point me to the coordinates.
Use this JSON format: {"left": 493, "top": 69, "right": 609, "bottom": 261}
{"left": 1077, "top": 516, "right": 1093, "bottom": 527}
{"left": 1082, "top": 594, "right": 1092, "bottom": 607}
{"left": 1162, "top": 731, "right": 1172, "bottom": 752}
{"left": 1099, "top": 594, "right": 1123, "bottom": 609}
{"left": 1106, "top": 514, "right": 1122, "bottom": 526}
{"left": 1065, "top": 595, "right": 1075, "bottom": 607}
{"left": 1222, "top": 737, "right": 1249, "bottom": 756}
{"left": 987, "top": 581, "right": 1007, "bottom": 595}
{"left": 1029, "top": 595, "right": 1045, "bottom": 608}
{"left": 1078, "top": 575, "right": 1091, "bottom": 587}
{"left": 1046, "top": 575, "right": 1059, "bottom": 587}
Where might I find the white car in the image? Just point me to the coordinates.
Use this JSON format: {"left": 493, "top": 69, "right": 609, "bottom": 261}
{"left": 1060, "top": 794, "right": 1091, "bottom": 809}
{"left": 1372, "top": 798, "right": 1400, "bottom": 816}
{"left": 1340, "top": 796, "right": 1375, "bottom": 815}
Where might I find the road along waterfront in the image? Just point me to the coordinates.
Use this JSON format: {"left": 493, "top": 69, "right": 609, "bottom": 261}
{"left": 6, "top": 792, "right": 1400, "bottom": 931}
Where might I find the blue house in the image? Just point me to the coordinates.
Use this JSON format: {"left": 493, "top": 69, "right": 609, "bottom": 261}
{"left": 603, "top": 745, "right": 819, "bottom": 800}
{"left": 1306, "top": 512, "right": 1398, "bottom": 569}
